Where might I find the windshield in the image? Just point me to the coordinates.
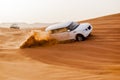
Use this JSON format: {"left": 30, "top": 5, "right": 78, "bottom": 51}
{"left": 67, "top": 22, "right": 79, "bottom": 31}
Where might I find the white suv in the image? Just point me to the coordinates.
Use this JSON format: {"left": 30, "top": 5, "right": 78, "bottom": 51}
{"left": 45, "top": 21, "right": 93, "bottom": 41}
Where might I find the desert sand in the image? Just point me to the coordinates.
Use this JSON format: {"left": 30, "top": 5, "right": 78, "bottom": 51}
{"left": 0, "top": 13, "right": 120, "bottom": 80}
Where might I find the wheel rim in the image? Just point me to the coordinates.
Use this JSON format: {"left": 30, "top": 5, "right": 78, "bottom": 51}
{"left": 77, "top": 36, "right": 83, "bottom": 41}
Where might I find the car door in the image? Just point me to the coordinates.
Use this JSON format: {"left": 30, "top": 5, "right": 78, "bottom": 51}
{"left": 83, "top": 26, "right": 92, "bottom": 37}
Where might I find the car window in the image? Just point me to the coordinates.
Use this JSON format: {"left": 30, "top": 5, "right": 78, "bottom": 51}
{"left": 67, "top": 22, "right": 79, "bottom": 31}
{"left": 88, "top": 26, "right": 91, "bottom": 30}
{"left": 51, "top": 27, "right": 68, "bottom": 34}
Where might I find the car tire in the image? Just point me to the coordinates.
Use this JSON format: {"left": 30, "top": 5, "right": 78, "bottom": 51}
{"left": 76, "top": 34, "right": 85, "bottom": 41}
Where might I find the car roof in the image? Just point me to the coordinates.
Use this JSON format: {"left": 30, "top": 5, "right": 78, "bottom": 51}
{"left": 45, "top": 21, "right": 73, "bottom": 31}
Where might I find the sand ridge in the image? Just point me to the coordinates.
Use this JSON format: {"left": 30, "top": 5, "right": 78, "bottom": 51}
{"left": 0, "top": 13, "right": 120, "bottom": 80}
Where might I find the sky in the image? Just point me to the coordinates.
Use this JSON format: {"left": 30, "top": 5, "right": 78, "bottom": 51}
{"left": 0, "top": 0, "right": 120, "bottom": 23}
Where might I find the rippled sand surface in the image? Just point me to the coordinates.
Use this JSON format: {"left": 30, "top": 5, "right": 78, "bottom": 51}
{"left": 0, "top": 13, "right": 120, "bottom": 80}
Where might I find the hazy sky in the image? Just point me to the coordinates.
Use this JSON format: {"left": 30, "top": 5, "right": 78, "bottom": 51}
{"left": 0, "top": 0, "right": 120, "bottom": 23}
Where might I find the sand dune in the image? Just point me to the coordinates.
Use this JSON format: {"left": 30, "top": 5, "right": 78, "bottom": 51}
{"left": 0, "top": 13, "right": 120, "bottom": 80}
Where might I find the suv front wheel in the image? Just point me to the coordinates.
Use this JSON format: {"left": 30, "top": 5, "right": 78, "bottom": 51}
{"left": 76, "top": 34, "right": 85, "bottom": 41}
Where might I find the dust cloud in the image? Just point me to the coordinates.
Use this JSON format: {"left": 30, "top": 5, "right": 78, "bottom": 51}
{"left": 20, "top": 30, "right": 57, "bottom": 48}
